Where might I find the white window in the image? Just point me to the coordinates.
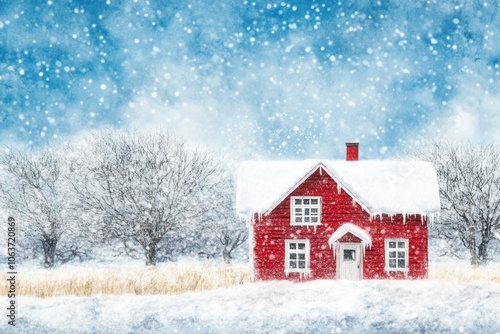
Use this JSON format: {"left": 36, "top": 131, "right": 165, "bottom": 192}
{"left": 291, "top": 196, "right": 321, "bottom": 226}
{"left": 285, "top": 239, "right": 310, "bottom": 275}
{"left": 385, "top": 239, "right": 409, "bottom": 272}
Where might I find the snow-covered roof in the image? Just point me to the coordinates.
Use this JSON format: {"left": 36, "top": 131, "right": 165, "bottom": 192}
{"left": 236, "top": 159, "right": 440, "bottom": 217}
{"left": 328, "top": 223, "right": 372, "bottom": 250}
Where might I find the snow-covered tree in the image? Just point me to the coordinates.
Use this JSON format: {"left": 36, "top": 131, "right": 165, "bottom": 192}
{"left": 207, "top": 171, "right": 247, "bottom": 264}
{"left": 217, "top": 218, "right": 248, "bottom": 264}
{"left": 73, "top": 130, "right": 225, "bottom": 266}
{"left": 0, "top": 146, "right": 90, "bottom": 268}
{"left": 169, "top": 165, "right": 247, "bottom": 264}
{"left": 413, "top": 142, "right": 500, "bottom": 265}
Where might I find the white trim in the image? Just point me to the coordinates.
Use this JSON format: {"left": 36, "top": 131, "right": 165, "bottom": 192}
{"left": 264, "top": 163, "right": 325, "bottom": 215}
{"left": 290, "top": 196, "right": 322, "bottom": 226}
{"left": 328, "top": 223, "right": 372, "bottom": 257}
{"left": 384, "top": 238, "right": 409, "bottom": 274}
{"left": 264, "top": 162, "right": 373, "bottom": 216}
{"left": 284, "top": 239, "right": 311, "bottom": 277}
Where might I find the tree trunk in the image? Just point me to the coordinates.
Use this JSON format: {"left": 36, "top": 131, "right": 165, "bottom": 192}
{"left": 469, "top": 247, "right": 479, "bottom": 267}
{"left": 42, "top": 237, "right": 58, "bottom": 268}
{"left": 478, "top": 240, "right": 489, "bottom": 265}
{"left": 145, "top": 244, "right": 157, "bottom": 266}
{"left": 223, "top": 246, "right": 232, "bottom": 265}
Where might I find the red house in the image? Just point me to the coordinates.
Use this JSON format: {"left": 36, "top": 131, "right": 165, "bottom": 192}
{"left": 236, "top": 143, "right": 440, "bottom": 281}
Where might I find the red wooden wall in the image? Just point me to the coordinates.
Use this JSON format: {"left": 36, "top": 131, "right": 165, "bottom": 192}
{"left": 252, "top": 167, "right": 428, "bottom": 281}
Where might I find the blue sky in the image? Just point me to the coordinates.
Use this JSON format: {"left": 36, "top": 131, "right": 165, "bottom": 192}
{"left": 1, "top": 0, "right": 500, "bottom": 160}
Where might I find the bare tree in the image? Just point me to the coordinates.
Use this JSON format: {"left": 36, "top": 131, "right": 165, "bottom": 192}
{"left": 218, "top": 222, "right": 248, "bottom": 264}
{"left": 413, "top": 142, "right": 500, "bottom": 266}
{"left": 0, "top": 146, "right": 89, "bottom": 268}
{"left": 208, "top": 172, "right": 247, "bottom": 264}
{"left": 73, "top": 130, "right": 224, "bottom": 266}
{"left": 172, "top": 167, "right": 248, "bottom": 264}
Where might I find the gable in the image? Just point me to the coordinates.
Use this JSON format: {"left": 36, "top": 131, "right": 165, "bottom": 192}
{"left": 328, "top": 223, "right": 373, "bottom": 249}
{"left": 337, "top": 232, "right": 362, "bottom": 243}
{"left": 236, "top": 160, "right": 322, "bottom": 217}
{"left": 236, "top": 159, "right": 440, "bottom": 218}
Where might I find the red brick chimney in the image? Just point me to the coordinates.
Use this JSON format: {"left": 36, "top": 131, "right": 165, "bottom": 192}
{"left": 346, "top": 142, "right": 359, "bottom": 161}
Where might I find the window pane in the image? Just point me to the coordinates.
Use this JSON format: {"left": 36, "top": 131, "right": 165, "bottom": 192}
{"left": 295, "top": 199, "right": 301, "bottom": 205}
{"left": 298, "top": 261, "right": 306, "bottom": 268}
{"left": 311, "top": 208, "right": 318, "bottom": 214}
{"left": 398, "top": 259, "right": 406, "bottom": 268}
{"left": 343, "top": 249, "right": 355, "bottom": 260}
{"left": 290, "top": 261, "right": 297, "bottom": 268}
{"left": 290, "top": 253, "right": 297, "bottom": 259}
{"left": 311, "top": 198, "right": 318, "bottom": 205}
{"left": 389, "top": 241, "right": 396, "bottom": 248}
{"left": 398, "top": 242, "right": 406, "bottom": 248}
{"left": 304, "top": 217, "right": 310, "bottom": 222}
{"left": 295, "top": 208, "right": 301, "bottom": 213}
{"left": 311, "top": 217, "right": 318, "bottom": 223}
{"left": 304, "top": 208, "right": 310, "bottom": 215}
{"left": 389, "top": 251, "right": 396, "bottom": 258}
{"left": 298, "top": 253, "right": 305, "bottom": 260}
{"left": 397, "top": 251, "right": 405, "bottom": 258}
{"left": 389, "top": 259, "right": 396, "bottom": 268}
{"left": 295, "top": 217, "right": 302, "bottom": 223}
{"left": 289, "top": 243, "right": 296, "bottom": 250}
{"left": 298, "top": 243, "right": 306, "bottom": 250}
{"left": 303, "top": 199, "right": 310, "bottom": 205}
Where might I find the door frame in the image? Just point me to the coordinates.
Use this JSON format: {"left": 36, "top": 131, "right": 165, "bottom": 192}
{"left": 336, "top": 242, "right": 363, "bottom": 280}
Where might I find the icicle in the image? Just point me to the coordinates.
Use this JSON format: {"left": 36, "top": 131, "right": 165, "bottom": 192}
{"left": 337, "top": 183, "right": 342, "bottom": 194}
{"left": 320, "top": 166, "right": 323, "bottom": 175}
{"left": 427, "top": 212, "right": 438, "bottom": 225}
{"left": 370, "top": 213, "right": 382, "bottom": 222}
{"left": 248, "top": 214, "right": 255, "bottom": 282}
{"left": 402, "top": 214, "right": 406, "bottom": 224}
{"left": 332, "top": 244, "right": 339, "bottom": 259}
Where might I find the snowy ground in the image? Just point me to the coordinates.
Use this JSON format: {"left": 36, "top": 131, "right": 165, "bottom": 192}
{"left": 3, "top": 278, "right": 500, "bottom": 334}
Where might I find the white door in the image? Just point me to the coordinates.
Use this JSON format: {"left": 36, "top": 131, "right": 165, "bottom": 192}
{"left": 337, "top": 243, "right": 362, "bottom": 280}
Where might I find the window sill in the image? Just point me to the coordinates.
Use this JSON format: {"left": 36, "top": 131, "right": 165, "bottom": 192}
{"left": 284, "top": 269, "right": 311, "bottom": 278}
{"left": 385, "top": 268, "right": 408, "bottom": 271}
{"left": 290, "top": 223, "right": 322, "bottom": 227}
{"left": 385, "top": 268, "right": 409, "bottom": 275}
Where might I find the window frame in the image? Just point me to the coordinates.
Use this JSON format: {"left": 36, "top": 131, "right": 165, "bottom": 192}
{"left": 343, "top": 249, "right": 357, "bottom": 261}
{"left": 290, "top": 196, "right": 322, "bottom": 226}
{"left": 284, "top": 239, "right": 311, "bottom": 275}
{"left": 384, "top": 238, "right": 409, "bottom": 273}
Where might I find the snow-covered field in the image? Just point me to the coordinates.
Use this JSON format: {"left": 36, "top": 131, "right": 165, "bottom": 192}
{"left": 3, "top": 274, "right": 500, "bottom": 334}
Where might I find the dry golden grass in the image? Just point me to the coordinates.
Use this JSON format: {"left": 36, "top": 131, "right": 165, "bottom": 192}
{"left": 2, "top": 262, "right": 499, "bottom": 298}
{"left": 429, "top": 263, "right": 500, "bottom": 283}
{"left": 0, "top": 262, "right": 251, "bottom": 298}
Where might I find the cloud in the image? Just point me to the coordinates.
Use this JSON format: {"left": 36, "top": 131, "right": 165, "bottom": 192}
{"left": 425, "top": 84, "right": 500, "bottom": 144}
{"left": 3, "top": 0, "right": 500, "bottom": 158}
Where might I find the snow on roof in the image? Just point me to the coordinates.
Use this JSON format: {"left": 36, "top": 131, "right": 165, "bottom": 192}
{"left": 236, "top": 159, "right": 440, "bottom": 217}
{"left": 328, "top": 223, "right": 372, "bottom": 250}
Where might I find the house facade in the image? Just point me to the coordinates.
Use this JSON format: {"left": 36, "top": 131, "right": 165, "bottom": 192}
{"left": 236, "top": 143, "right": 440, "bottom": 281}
